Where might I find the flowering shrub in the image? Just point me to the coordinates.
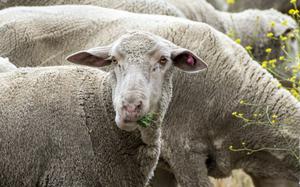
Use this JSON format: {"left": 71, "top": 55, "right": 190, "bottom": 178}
{"left": 228, "top": 0, "right": 300, "bottom": 99}
{"left": 230, "top": 100, "right": 299, "bottom": 164}
{"left": 225, "top": 1, "right": 300, "bottom": 183}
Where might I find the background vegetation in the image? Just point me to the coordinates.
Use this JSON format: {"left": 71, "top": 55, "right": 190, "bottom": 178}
{"left": 211, "top": 0, "right": 299, "bottom": 186}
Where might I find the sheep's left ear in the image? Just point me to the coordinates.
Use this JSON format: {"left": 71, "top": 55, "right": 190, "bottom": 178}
{"left": 171, "top": 48, "right": 207, "bottom": 73}
{"left": 66, "top": 45, "right": 111, "bottom": 67}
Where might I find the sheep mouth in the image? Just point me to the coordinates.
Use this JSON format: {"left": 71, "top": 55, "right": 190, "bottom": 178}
{"left": 115, "top": 112, "right": 157, "bottom": 131}
{"left": 124, "top": 119, "right": 138, "bottom": 123}
{"left": 115, "top": 116, "right": 139, "bottom": 132}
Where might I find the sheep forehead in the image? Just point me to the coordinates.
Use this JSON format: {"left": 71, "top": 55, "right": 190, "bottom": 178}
{"left": 117, "top": 32, "right": 158, "bottom": 56}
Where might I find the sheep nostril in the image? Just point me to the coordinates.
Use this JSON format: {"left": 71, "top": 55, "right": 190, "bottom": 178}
{"left": 136, "top": 101, "right": 143, "bottom": 110}
{"left": 123, "top": 100, "right": 143, "bottom": 113}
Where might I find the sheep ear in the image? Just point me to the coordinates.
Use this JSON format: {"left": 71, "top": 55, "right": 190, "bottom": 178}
{"left": 66, "top": 46, "right": 111, "bottom": 67}
{"left": 271, "top": 19, "right": 296, "bottom": 38}
{"left": 171, "top": 48, "right": 207, "bottom": 73}
{"left": 273, "top": 27, "right": 295, "bottom": 38}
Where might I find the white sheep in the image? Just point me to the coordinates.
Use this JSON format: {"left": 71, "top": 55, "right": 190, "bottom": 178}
{"left": 0, "top": 57, "right": 16, "bottom": 72}
{"left": 0, "top": 30, "right": 207, "bottom": 186}
{"left": 0, "top": 5, "right": 299, "bottom": 187}
{"left": 0, "top": 0, "right": 184, "bottom": 17}
{"left": 207, "top": 0, "right": 300, "bottom": 13}
{"left": 0, "top": 0, "right": 297, "bottom": 62}
{"left": 166, "top": 0, "right": 298, "bottom": 62}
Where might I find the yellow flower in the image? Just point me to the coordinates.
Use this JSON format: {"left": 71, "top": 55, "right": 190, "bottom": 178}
{"left": 239, "top": 100, "right": 245, "bottom": 104}
{"left": 253, "top": 113, "right": 258, "bottom": 117}
{"left": 271, "top": 120, "right": 276, "bottom": 124}
{"left": 266, "top": 32, "right": 274, "bottom": 38}
{"left": 262, "top": 61, "right": 268, "bottom": 68}
{"left": 227, "top": 30, "right": 235, "bottom": 38}
{"left": 289, "top": 9, "right": 299, "bottom": 15}
{"left": 245, "top": 45, "right": 252, "bottom": 51}
{"left": 292, "top": 9, "right": 298, "bottom": 14}
{"left": 290, "top": 0, "right": 297, "bottom": 4}
{"left": 272, "top": 114, "right": 278, "bottom": 119}
{"left": 229, "top": 145, "right": 233, "bottom": 150}
{"left": 235, "top": 38, "right": 241, "bottom": 44}
{"left": 291, "top": 89, "right": 299, "bottom": 99}
{"left": 269, "top": 59, "right": 277, "bottom": 68}
{"left": 280, "top": 35, "right": 287, "bottom": 41}
{"left": 277, "top": 83, "right": 282, "bottom": 88}
{"left": 270, "top": 21, "right": 276, "bottom": 28}
{"left": 279, "top": 56, "right": 285, "bottom": 61}
{"left": 232, "top": 112, "right": 238, "bottom": 116}
{"left": 292, "top": 68, "right": 298, "bottom": 74}
{"left": 289, "top": 76, "right": 296, "bottom": 82}
{"left": 265, "top": 48, "right": 272, "bottom": 53}
{"left": 289, "top": 9, "right": 295, "bottom": 15}
{"left": 226, "top": 0, "right": 235, "bottom": 5}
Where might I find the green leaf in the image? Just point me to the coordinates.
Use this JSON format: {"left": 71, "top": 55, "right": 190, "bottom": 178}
{"left": 137, "top": 112, "right": 157, "bottom": 128}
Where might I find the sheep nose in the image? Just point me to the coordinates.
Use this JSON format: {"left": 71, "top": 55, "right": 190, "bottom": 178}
{"left": 123, "top": 101, "right": 143, "bottom": 113}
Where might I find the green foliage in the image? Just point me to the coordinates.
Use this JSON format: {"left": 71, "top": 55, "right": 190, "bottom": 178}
{"left": 137, "top": 112, "right": 158, "bottom": 128}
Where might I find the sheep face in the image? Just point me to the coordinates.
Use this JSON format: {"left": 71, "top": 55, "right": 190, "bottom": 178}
{"left": 238, "top": 9, "right": 298, "bottom": 61}
{"left": 67, "top": 31, "right": 207, "bottom": 131}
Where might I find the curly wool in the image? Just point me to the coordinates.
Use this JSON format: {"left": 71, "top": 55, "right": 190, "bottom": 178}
{"left": 0, "top": 0, "right": 297, "bottom": 61}
{"left": 0, "top": 66, "right": 161, "bottom": 186}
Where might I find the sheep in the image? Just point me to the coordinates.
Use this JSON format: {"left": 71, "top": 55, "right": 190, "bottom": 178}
{"left": 0, "top": 0, "right": 184, "bottom": 17}
{"left": 0, "top": 30, "right": 207, "bottom": 186}
{"left": 166, "top": 0, "right": 299, "bottom": 62}
{"left": 0, "top": 5, "right": 299, "bottom": 186}
{"left": 207, "top": 0, "right": 300, "bottom": 13}
{"left": 0, "top": 57, "right": 16, "bottom": 72}
{"left": 206, "top": 0, "right": 228, "bottom": 11}
{"left": 0, "top": 0, "right": 297, "bottom": 62}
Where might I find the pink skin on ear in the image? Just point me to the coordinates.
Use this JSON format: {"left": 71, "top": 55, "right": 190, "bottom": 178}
{"left": 187, "top": 54, "right": 195, "bottom": 66}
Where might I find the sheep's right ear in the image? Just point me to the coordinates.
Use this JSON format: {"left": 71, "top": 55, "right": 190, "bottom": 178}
{"left": 66, "top": 46, "right": 111, "bottom": 67}
{"left": 171, "top": 48, "right": 207, "bottom": 73}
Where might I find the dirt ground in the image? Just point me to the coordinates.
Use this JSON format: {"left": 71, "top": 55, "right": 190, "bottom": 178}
{"left": 210, "top": 170, "right": 254, "bottom": 187}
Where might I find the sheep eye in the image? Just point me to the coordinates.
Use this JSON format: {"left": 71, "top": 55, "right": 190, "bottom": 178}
{"left": 159, "top": 56, "right": 168, "bottom": 65}
{"left": 111, "top": 56, "right": 118, "bottom": 65}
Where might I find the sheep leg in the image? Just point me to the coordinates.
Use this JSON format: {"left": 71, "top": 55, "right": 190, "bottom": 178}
{"left": 171, "top": 155, "right": 212, "bottom": 187}
{"left": 150, "top": 166, "right": 178, "bottom": 187}
{"left": 251, "top": 176, "right": 299, "bottom": 187}
{"left": 150, "top": 160, "right": 179, "bottom": 187}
